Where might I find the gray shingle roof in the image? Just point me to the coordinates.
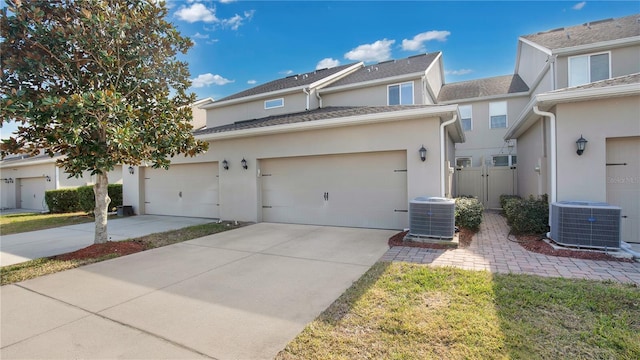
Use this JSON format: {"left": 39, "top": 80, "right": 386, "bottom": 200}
{"left": 550, "top": 72, "right": 640, "bottom": 92}
{"left": 522, "top": 14, "right": 640, "bottom": 50}
{"left": 324, "top": 52, "right": 440, "bottom": 88}
{"left": 194, "top": 105, "right": 439, "bottom": 135}
{"left": 437, "top": 74, "right": 529, "bottom": 102}
{"left": 215, "top": 63, "right": 358, "bottom": 102}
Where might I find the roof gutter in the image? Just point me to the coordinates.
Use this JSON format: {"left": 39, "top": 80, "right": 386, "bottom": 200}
{"left": 532, "top": 106, "right": 557, "bottom": 209}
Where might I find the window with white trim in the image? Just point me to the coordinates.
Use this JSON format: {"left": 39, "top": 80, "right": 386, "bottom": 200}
{"left": 489, "top": 101, "right": 507, "bottom": 129}
{"left": 492, "top": 155, "right": 517, "bottom": 167}
{"left": 568, "top": 52, "right": 610, "bottom": 87}
{"left": 459, "top": 105, "right": 472, "bottom": 132}
{"left": 264, "top": 98, "right": 284, "bottom": 109}
{"left": 388, "top": 82, "right": 414, "bottom": 105}
{"left": 456, "top": 157, "right": 472, "bottom": 168}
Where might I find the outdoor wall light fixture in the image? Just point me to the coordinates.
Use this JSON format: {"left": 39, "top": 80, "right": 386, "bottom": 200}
{"left": 128, "top": 166, "right": 135, "bottom": 175}
{"left": 222, "top": 159, "right": 229, "bottom": 170}
{"left": 576, "top": 135, "right": 588, "bottom": 156}
{"left": 419, "top": 145, "right": 427, "bottom": 162}
{"left": 241, "top": 158, "right": 248, "bottom": 170}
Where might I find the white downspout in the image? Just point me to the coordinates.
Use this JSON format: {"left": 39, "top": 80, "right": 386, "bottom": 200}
{"left": 533, "top": 106, "right": 557, "bottom": 225}
{"left": 440, "top": 114, "right": 457, "bottom": 197}
{"left": 303, "top": 88, "right": 310, "bottom": 110}
{"left": 315, "top": 90, "right": 323, "bottom": 108}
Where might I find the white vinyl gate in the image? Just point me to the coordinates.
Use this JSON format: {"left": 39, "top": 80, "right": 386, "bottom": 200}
{"left": 455, "top": 166, "right": 517, "bottom": 208}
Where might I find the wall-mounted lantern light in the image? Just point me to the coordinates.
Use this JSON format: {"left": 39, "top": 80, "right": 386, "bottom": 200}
{"left": 128, "top": 166, "right": 135, "bottom": 175}
{"left": 419, "top": 145, "right": 427, "bottom": 162}
{"left": 576, "top": 135, "right": 588, "bottom": 156}
{"left": 241, "top": 158, "right": 248, "bottom": 170}
{"left": 222, "top": 159, "right": 229, "bottom": 170}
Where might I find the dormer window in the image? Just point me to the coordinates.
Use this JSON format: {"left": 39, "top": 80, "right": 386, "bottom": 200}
{"left": 264, "top": 98, "right": 284, "bottom": 110}
{"left": 568, "top": 52, "right": 610, "bottom": 87}
{"left": 388, "top": 82, "right": 414, "bottom": 105}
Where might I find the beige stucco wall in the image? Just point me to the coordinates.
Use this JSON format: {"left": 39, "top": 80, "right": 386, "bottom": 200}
{"left": 321, "top": 79, "right": 423, "bottom": 107}
{"left": 516, "top": 41, "right": 550, "bottom": 88}
{"left": 555, "top": 95, "right": 640, "bottom": 202}
{"left": 454, "top": 95, "right": 529, "bottom": 167}
{"left": 515, "top": 117, "right": 550, "bottom": 198}
{"left": 425, "top": 60, "right": 443, "bottom": 103}
{"left": 191, "top": 104, "right": 208, "bottom": 131}
{"left": 0, "top": 162, "right": 56, "bottom": 209}
{"left": 126, "top": 116, "right": 451, "bottom": 224}
{"left": 555, "top": 44, "right": 640, "bottom": 89}
{"left": 206, "top": 92, "right": 308, "bottom": 128}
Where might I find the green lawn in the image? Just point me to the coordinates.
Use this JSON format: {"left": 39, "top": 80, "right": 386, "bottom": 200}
{"left": 0, "top": 211, "right": 93, "bottom": 236}
{"left": 277, "top": 263, "right": 640, "bottom": 360}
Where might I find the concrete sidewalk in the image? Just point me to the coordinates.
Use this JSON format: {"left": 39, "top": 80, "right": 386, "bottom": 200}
{"left": 0, "top": 223, "right": 393, "bottom": 359}
{"left": 0, "top": 215, "right": 215, "bottom": 266}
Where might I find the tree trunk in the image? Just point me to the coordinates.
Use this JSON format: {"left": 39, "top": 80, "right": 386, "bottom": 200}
{"left": 93, "top": 172, "right": 111, "bottom": 244}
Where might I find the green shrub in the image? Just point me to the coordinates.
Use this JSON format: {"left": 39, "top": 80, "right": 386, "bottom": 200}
{"left": 454, "top": 196, "right": 484, "bottom": 231}
{"left": 44, "top": 189, "right": 79, "bottom": 213}
{"left": 77, "top": 184, "right": 123, "bottom": 213}
{"left": 499, "top": 194, "right": 521, "bottom": 209}
{"left": 504, "top": 195, "right": 549, "bottom": 235}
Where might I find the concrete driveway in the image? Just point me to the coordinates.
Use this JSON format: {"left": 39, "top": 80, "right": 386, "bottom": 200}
{"left": 0, "top": 223, "right": 395, "bottom": 359}
{"left": 0, "top": 215, "right": 215, "bottom": 266}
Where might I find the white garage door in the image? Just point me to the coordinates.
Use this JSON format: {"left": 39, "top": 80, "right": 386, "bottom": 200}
{"left": 607, "top": 137, "right": 639, "bottom": 243}
{"left": 144, "top": 162, "right": 219, "bottom": 218}
{"left": 20, "top": 177, "right": 47, "bottom": 211}
{"left": 261, "top": 151, "right": 408, "bottom": 229}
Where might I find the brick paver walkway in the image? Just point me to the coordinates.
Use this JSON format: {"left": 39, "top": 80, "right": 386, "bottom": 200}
{"left": 381, "top": 211, "right": 640, "bottom": 285}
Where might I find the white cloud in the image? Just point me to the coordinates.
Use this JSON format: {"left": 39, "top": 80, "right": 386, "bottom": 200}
{"left": 175, "top": 3, "right": 217, "bottom": 23}
{"left": 219, "top": 0, "right": 236, "bottom": 3}
{"left": 280, "top": 70, "right": 294, "bottom": 75}
{"left": 344, "top": 39, "right": 395, "bottom": 63}
{"left": 401, "top": 30, "right": 450, "bottom": 52}
{"left": 445, "top": 69, "right": 473, "bottom": 76}
{"left": 247, "top": 80, "right": 257, "bottom": 84}
{"left": 572, "top": 1, "right": 586, "bottom": 10}
{"left": 316, "top": 58, "right": 340, "bottom": 69}
{"left": 191, "top": 73, "right": 233, "bottom": 88}
{"left": 206, "top": 39, "right": 219, "bottom": 44}
{"left": 192, "top": 32, "right": 209, "bottom": 39}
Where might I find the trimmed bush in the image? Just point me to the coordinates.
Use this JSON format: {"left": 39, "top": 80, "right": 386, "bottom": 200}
{"left": 455, "top": 196, "right": 484, "bottom": 231}
{"left": 499, "top": 194, "right": 521, "bottom": 209}
{"left": 77, "top": 184, "right": 123, "bottom": 213}
{"left": 45, "top": 189, "right": 79, "bottom": 213}
{"left": 504, "top": 195, "right": 549, "bottom": 235}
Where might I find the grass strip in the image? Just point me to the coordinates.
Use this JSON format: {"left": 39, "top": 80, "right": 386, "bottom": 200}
{"left": 277, "top": 263, "right": 640, "bottom": 360}
{"left": 0, "top": 212, "right": 94, "bottom": 235}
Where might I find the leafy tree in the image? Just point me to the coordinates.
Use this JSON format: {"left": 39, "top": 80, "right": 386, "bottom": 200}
{"left": 1, "top": 0, "right": 208, "bottom": 243}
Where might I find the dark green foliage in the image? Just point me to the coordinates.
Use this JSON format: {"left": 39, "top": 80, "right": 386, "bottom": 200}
{"left": 503, "top": 195, "right": 549, "bottom": 235}
{"left": 455, "top": 196, "right": 484, "bottom": 231}
{"left": 44, "top": 189, "right": 80, "bottom": 213}
{"left": 78, "top": 184, "right": 122, "bottom": 213}
{"left": 499, "top": 194, "right": 521, "bottom": 209}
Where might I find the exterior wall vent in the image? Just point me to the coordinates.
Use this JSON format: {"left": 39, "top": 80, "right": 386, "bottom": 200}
{"left": 409, "top": 196, "right": 455, "bottom": 239}
{"left": 549, "top": 201, "right": 621, "bottom": 249}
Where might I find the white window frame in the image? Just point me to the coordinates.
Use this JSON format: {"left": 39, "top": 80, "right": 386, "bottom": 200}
{"left": 489, "top": 101, "right": 507, "bottom": 129}
{"left": 387, "top": 81, "right": 414, "bottom": 105}
{"left": 492, "top": 154, "right": 517, "bottom": 167}
{"left": 459, "top": 105, "right": 472, "bottom": 132}
{"left": 568, "top": 51, "right": 611, "bottom": 87}
{"left": 264, "top": 98, "right": 284, "bottom": 110}
{"left": 455, "top": 157, "right": 473, "bottom": 168}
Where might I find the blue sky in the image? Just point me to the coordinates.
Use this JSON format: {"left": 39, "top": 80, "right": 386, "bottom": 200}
{"left": 1, "top": 1, "right": 639, "bottom": 139}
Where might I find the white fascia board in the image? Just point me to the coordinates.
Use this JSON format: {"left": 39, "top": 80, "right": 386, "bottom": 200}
{"left": 309, "top": 62, "right": 364, "bottom": 89}
{"left": 552, "top": 37, "right": 640, "bottom": 56}
{"left": 438, "top": 91, "right": 530, "bottom": 105}
{"left": 196, "top": 105, "right": 461, "bottom": 142}
{"left": 0, "top": 156, "right": 60, "bottom": 169}
{"left": 192, "top": 97, "right": 215, "bottom": 108}
{"left": 318, "top": 72, "right": 426, "bottom": 95}
{"left": 518, "top": 37, "right": 553, "bottom": 56}
{"left": 505, "top": 83, "right": 640, "bottom": 139}
{"left": 200, "top": 86, "right": 305, "bottom": 109}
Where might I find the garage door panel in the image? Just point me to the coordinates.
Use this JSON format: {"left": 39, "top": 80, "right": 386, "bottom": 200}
{"left": 606, "top": 137, "right": 639, "bottom": 243}
{"left": 20, "top": 178, "right": 46, "bottom": 211}
{"left": 144, "top": 163, "right": 219, "bottom": 218}
{"left": 261, "top": 151, "right": 408, "bottom": 229}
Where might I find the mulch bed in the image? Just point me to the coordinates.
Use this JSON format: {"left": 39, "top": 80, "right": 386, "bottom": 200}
{"left": 53, "top": 240, "right": 146, "bottom": 261}
{"left": 388, "top": 227, "right": 475, "bottom": 250}
{"left": 514, "top": 235, "right": 634, "bottom": 263}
